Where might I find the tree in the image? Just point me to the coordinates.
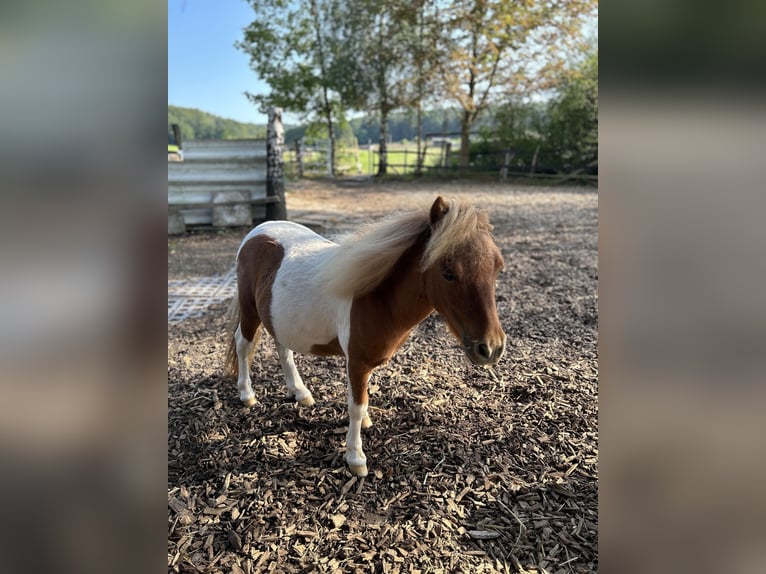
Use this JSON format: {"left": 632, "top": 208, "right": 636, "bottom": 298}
{"left": 481, "top": 45, "right": 598, "bottom": 174}
{"left": 546, "top": 48, "right": 598, "bottom": 170}
{"left": 437, "top": 0, "right": 596, "bottom": 168}
{"left": 412, "top": 1, "right": 444, "bottom": 173}
{"left": 330, "top": 0, "right": 420, "bottom": 176}
{"left": 167, "top": 105, "right": 267, "bottom": 140}
{"left": 237, "top": 0, "right": 342, "bottom": 174}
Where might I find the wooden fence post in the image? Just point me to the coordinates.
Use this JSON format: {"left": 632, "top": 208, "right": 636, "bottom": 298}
{"left": 417, "top": 140, "right": 428, "bottom": 176}
{"left": 267, "top": 107, "right": 287, "bottom": 220}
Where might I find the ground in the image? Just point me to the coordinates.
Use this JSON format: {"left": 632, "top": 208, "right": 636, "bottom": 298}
{"left": 168, "top": 178, "right": 598, "bottom": 573}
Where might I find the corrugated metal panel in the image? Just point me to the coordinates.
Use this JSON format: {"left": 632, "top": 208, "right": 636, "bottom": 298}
{"left": 180, "top": 139, "right": 268, "bottom": 162}
{"left": 168, "top": 139, "right": 268, "bottom": 227}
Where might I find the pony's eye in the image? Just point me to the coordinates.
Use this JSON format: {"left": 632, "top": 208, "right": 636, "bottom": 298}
{"left": 442, "top": 269, "right": 457, "bottom": 281}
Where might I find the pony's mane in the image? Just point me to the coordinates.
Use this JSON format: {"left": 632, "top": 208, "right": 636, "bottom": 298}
{"left": 319, "top": 198, "right": 492, "bottom": 299}
{"left": 422, "top": 199, "right": 492, "bottom": 271}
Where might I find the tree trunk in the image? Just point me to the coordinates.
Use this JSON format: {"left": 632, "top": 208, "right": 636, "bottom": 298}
{"left": 309, "top": 0, "right": 335, "bottom": 176}
{"left": 377, "top": 107, "right": 388, "bottom": 176}
{"left": 459, "top": 109, "right": 472, "bottom": 169}
{"left": 416, "top": 101, "right": 423, "bottom": 175}
{"left": 325, "top": 105, "right": 336, "bottom": 177}
{"left": 415, "top": 2, "right": 425, "bottom": 175}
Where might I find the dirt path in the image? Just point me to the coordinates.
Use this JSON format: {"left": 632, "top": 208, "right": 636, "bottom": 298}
{"left": 168, "top": 178, "right": 598, "bottom": 573}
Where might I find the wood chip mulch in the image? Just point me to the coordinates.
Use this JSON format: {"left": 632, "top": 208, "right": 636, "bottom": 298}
{"left": 168, "top": 181, "right": 598, "bottom": 573}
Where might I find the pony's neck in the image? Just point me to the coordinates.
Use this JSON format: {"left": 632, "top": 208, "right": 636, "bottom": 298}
{"left": 367, "top": 231, "right": 433, "bottom": 335}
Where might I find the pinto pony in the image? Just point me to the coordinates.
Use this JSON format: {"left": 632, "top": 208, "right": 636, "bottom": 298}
{"left": 225, "top": 196, "right": 505, "bottom": 476}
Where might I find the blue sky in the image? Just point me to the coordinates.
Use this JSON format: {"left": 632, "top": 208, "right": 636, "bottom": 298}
{"left": 168, "top": 1, "right": 270, "bottom": 124}
{"left": 168, "top": 1, "right": 597, "bottom": 126}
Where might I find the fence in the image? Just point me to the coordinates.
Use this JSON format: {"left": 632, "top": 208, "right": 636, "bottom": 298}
{"left": 283, "top": 135, "right": 596, "bottom": 182}
{"left": 168, "top": 108, "right": 286, "bottom": 234}
{"left": 368, "top": 142, "right": 449, "bottom": 175}
{"left": 284, "top": 140, "right": 365, "bottom": 178}
{"left": 368, "top": 139, "right": 598, "bottom": 182}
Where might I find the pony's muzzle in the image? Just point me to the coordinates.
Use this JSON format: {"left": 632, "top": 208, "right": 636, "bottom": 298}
{"left": 466, "top": 335, "right": 506, "bottom": 366}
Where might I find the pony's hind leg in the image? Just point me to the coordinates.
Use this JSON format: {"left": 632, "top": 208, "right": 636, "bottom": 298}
{"left": 345, "top": 360, "right": 372, "bottom": 477}
{"left": 277, "top": 344, "right": 315, "bottom": 406}
{"left": 235, "top": 324, "right": 258, "bottom": 407}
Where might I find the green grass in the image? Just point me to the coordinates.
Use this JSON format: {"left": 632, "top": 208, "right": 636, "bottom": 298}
{"left": 345, "top": 145, "right": 444, "bottom": 175}
{"left": 284, "top": 143, "right": 448, "bottom": 177}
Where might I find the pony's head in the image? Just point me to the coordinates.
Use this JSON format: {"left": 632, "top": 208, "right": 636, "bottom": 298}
{"left": 422, "top": 197, "right": 506, "bottom": 366}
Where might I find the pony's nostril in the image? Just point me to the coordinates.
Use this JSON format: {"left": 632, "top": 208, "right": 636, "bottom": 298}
{"left": 476, "top": 342, "right": 490, "bottom": 360}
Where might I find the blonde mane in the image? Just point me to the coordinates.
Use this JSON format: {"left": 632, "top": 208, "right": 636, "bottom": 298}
{"left": 319, "top": 198, "right": 492, "bottom": 299}
{"left": 422, "top": 199, "right": 492, "bottom": 271}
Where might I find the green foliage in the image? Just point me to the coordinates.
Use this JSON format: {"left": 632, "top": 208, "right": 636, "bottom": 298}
{"left": 238, "top": 0, "right": 346, "bottom": 121}
{"left": 350, "top": 107, "right": 464, "bottom": 143}
{"left": 546, "top": 51, "right": 598, "bottom": 170}
{"left": 329, "top": 1, "right": 419, "bottom": 114}
{"left": 301, "top": 117, "right": 356, "bottom": 145}
{"left": 237, "top": 0, "right": 598, "bottom": 177}
{"left": 478, "top": 49, "right": 599, "bottom": 174}
{"left": 168, "top": 105, "right": 267, "bottom": 141}
{"left": 238, "top": 0, "right": 346, "bottom": 173}
{"left": 437, "top": 0, "right": 597, "bottom": 167}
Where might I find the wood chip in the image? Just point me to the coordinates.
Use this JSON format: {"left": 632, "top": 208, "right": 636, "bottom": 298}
{"left": 468, "top": 530, "right": 501, "bottom": 540}
{"left": 340, "top": 476, "right": 357, "bottom": 495}
{"left": 227, "top": 529, "right": 242, "bottom": 551}
{"left": 168, "top": 184, "right": 598, "bottom": 574}
{"left": 330, "top": 514, "right": 346, "bottom": 529}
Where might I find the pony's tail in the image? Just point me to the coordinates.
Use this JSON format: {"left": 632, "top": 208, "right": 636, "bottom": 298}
{"left": 224, "top": 296, "right": 241, "bottom": 378}
{"left": 224, "top": 296, "right": 261, "bottom": 378}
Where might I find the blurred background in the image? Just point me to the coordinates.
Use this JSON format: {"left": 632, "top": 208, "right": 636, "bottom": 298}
{"left": 599, "top": 2, "right": 766, "bottom": 573}
{"left": 0, "top": 1, "right": 166, "bottom": 573}
{"left": 0, "top": 0, "right": 765, "bottom": 573}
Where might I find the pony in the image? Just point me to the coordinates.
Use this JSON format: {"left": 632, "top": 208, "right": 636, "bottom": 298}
{"left": 225, "top": 196, "right": 506, "bottom": 476}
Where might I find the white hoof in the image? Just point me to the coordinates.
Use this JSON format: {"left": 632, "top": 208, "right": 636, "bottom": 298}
{"left": 361, "top": 415, "right": 372, "bottom": 429}
{"left": 241, "top": 396, "right": 256, "bottom": 408}
{"left": 348, "top": 463, "right": 369, "bottom": 477}
{"left": 298, "top": 395, "right": 315, "bottom": 406}
{"left": 346, "top": 448, "right": 367, "bottom": 477}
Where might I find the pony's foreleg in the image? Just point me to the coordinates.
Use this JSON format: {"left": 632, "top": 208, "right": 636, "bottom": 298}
{"left": 235, "top": 324, "right": 257, "bottom": 407}
{"left": 345, "top": 360, "right": 372, "bottom": 477}
{"left": 277, "top": 344, "right": 315, "bottom": 406}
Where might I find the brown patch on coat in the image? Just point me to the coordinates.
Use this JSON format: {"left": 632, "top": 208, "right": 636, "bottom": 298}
{"left": 346, "top": 232, "right": 435, "bottom": 405}
{"left": 310, "top": 337, "right": 344, "bottom": 356}
{"left": 236, "top": 234, "right": 284, "bottom": 341}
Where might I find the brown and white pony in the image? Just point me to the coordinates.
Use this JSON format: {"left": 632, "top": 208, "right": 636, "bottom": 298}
{"left": 225, "top": 196, "right": 505, "bottom": 476}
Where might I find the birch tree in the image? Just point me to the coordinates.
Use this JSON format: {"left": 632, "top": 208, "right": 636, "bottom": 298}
{"left": 331, "top": 0, "right": 420, "bottom": 176}
{"left": 237, "top": 0, "right": 342, "bottom": 174}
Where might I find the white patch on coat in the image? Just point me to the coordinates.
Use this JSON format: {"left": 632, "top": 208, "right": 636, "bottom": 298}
{"left": 237, "top": 221, "right": 353, "bottom": 355}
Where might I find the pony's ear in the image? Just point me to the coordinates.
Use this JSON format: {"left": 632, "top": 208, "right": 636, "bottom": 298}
{"left": 430, "top": 196, "right": 449, "bottom": 226}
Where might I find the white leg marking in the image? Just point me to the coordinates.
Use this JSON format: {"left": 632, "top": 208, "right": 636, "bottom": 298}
{"left": 235, "top": 324, "right": 256, "bottom": 407}
{"left": 361, "top": 373, "right": 373, "bottom": 429}
{"left": 346, "top": 392, "right": 369, "bottom": 477}
{"left": 278, "top": 344, "right": 314, "bottom": 406}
